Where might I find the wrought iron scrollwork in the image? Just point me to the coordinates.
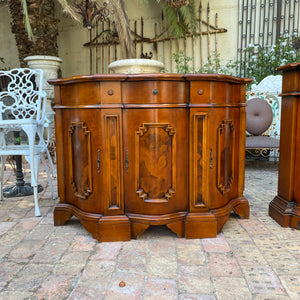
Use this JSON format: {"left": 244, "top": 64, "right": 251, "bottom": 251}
{"left": 76, "top": 0, "right": 110, "bottom": 29}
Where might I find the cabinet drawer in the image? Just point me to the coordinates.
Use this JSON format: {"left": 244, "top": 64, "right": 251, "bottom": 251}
{"left": 190, "top": 81, "right": 242, "bottom": 105}
{"left": 59, "top": 82, "right": 122, "bottom": 105}
{"left": 122, "top": 81, "right": 187, "bottom": 104}
{"left": 60, "top": 82, "right": 101, "bottom": 105}
{"left": 100, "top": 81, "right": 122, "bottom": 104}
{"left": 190, "top": 81, "right": 211, "bottom": 104}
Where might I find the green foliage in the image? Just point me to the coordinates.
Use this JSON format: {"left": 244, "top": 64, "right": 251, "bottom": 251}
{"left": 172, "top": 51, "right": 193, "bottom": 73}
{"left": 160, "top": 0, "right": 198, "bottom": 37}
{"left": 172, "top": 51, "right": 238, "bottom": 76}
{"left": 21, "top": 0, "right": 34, "bottom": 40}
{"left": 139, "top": 0, "right": 198, "bottom": 37}
{"left": 172, "top": 35, "right": 300, "bottom": 85}
{"left": 197, "top": 52, "right": 238, "bottom": 76}
{"left": 242, "top": 35, "right": 300, "bottom": 84}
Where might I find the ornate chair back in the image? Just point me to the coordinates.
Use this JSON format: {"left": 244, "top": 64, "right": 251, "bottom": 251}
{"left": 0, "top": 68, "right": 45, "bottom": 123}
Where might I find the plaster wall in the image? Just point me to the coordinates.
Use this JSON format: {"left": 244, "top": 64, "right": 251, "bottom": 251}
{"left": 0, "top": 0, "right": 239, "bottom": 77}
{"left": 0, "top": 1, "right": 19, "bottom": 69}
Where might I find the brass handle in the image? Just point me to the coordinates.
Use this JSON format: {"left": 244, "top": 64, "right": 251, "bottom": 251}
{"left": 125, "top": 150, "right": 129, "bottom": 173}
{"left": 97, "top": 150, "right": 101, "bottom": 173}
{"left": 210, "top": 148, "right": 213, "bottom": 169}
{"left": 153, "top": 89, "right": 159, "bottom": 95}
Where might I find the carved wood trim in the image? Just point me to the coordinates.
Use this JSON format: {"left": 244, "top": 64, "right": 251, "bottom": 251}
{"left": 190, "top": 113, "right": 208, "bottom": 209}
{"left": 135, "top": 123, "right": 176, "bottom": 203}
{"left": 68, "top": 121, "right": 93, "bottom": 199}
{"left": 105, "top": 114, "right": 122, "bottom": 211}
{"left": 217, "top": 120, "right": 235, "bottom": 194}
{"left": 238, "top": 109, "right": 246, "bottom": 198}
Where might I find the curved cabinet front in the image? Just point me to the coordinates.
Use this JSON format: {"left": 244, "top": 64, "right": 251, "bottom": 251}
{"left": 49, "top": 73, "right": 251, "bottom": 242}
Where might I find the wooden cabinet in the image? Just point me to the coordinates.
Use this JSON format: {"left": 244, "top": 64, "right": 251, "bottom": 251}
{"left": 49, "top": 73, "right": 251, "bottom": 242}
{"left": 269, "top": 63, "right": 300, "bottom": 229}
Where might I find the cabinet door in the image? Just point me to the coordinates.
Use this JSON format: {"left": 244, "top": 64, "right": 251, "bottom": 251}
{"left": 189, "top": 107, "right": 241, "bottom": 211}
{"left": 123, "top": 108, "right": 188, "bottom": 215}
{"left": 208, "top": 107, "right": 241, "bottom": 209}
{"left": 58, "top": 108, "right": 104, "bottom": 214}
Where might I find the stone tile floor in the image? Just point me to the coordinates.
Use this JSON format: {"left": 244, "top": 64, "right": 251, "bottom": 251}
{"left": 0, "top": 159, "right": 299, "bottom": 299}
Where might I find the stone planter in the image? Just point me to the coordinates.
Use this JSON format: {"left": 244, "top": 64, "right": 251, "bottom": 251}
{"left": 24, "top": 55, "right": 62, "bottom": 135}
{"left": 108, "top": 59, "right": 164, "bottom": 74}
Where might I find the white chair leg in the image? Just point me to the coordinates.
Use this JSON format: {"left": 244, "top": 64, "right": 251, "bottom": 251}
{"left": 33, "top": 185, "right": 41, "bottom": 217}
{"left": 0, "top": 155, "right": 7, "bottom": 201}
{"left": 45, "top": 148, "right": 56, "bottom": 178}
{"left": 25, "top": 153, "right": 41, "bottom": 217}
{"left": 41, "top": 154, "right": 55, "bottom": 200}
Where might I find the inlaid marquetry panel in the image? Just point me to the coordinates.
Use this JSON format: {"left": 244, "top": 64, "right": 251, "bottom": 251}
{"left": 217, "top": 120, "right": 235, "bottom": 194}
{"left": 105, "top": 114, "right": 122, "bottom": 210}
{"left": 68, "top": 122, "right": 93, "bottom": 199}
{"left": 190, "top": 113, "right": 208, "bottom": 208}
{"left": 135, "top": 123, "right": 176, "bottom": 203}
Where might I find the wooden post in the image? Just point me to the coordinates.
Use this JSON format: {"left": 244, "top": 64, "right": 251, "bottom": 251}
{"left": 269, "top": 63, "right": 300, "bottom": 229}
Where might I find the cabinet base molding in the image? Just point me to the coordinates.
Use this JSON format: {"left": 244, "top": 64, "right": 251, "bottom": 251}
{"left": 269, "top": 195, "right": 300, "bottom": 229}
{"left": 54, "top": 200, "right": 250, "bottom": 241}
{"left": 128, "top": 212, "right": 186, "bottom": 238}
{"left": 54, "top": 203, "right": 101, "bottom": 225}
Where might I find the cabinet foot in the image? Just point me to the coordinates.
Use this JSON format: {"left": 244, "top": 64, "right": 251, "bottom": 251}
{"left": 54, "top": 204, "right": 76, "bottom": 226}
{"left": 81, "top": 220, "right": 101, "bottom": 241}
{"left": 269, "top": 195, "right": 293, "bottom": 227}
{"left": 54, "top": 209, "right": 73, "bottom": 226}
{"left": 216, "top": 215, "right": 230, "bottom": 233}
{"left": 185, "top": 213, "right": 217, "bottom": 238}
{"left": 98, "top": 216, "right": 131, "bottom": 242}
{"left": 233, "top": 198, "right": 250, "bottom": 219}
{"left": 167, "top": 221, "right": 184, "bottom": 237}
{"left": 208, "top": 197, "right": 250, "bottom": 233}
{"left": 131, "top": 223, "right": 150, "bottom": 239}
{"left": 290, "top": 208, "right": 300, "bottom": 230}
{"left": 53, "top": 204, "right": 131, "bottom": 242}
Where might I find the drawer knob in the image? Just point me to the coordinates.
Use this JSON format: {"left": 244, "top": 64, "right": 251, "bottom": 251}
{"left": 107, "top": 89, "right": 114, "bottom": 96}
{"left": 197, "top": 89, "right": 204, "bottom": 95}
{"left": 153, "top": 89, "right": 159, "bottom": 95}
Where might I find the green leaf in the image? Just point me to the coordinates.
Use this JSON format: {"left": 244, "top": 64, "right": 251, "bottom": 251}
{"left": 161, "top": 1, "right": 197, "bottom": 38}
{"left": 21, "top": 0, "right": 34, "bottom": 40}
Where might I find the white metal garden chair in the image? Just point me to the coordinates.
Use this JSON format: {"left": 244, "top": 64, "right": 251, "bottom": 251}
{"left": 0, "top": 68, "right": 56, "bottom": 216}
